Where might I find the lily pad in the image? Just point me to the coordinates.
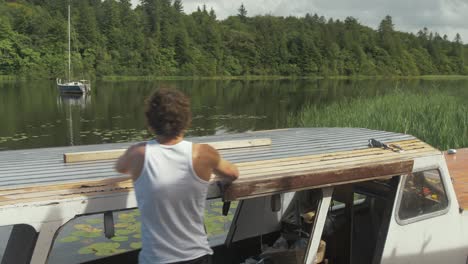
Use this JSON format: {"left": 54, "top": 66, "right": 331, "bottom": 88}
{"left": 133, "top": 233, "right": 141, "bottom": 239}
{"left": 78, "top": 247, "right": 94, "bottom": 255}
{"left": 128, "top": 210, "right": 140, "bottom": 217}
{"left": 111, "top": 236, "right": 129, "bottom": 242}
{"left": 72, "top": 230, "right": 101, "bottom": 238}
{"left": 85, "top": 218, "right": 103, "bottom": 225}
{"left": 96, "top": 249, "right": 126, "bottom": 256}
{"left": 114, "top": 223, "right": 129, "bottom": 228}
{"left": 78, "top": 242, "right": 123, "bottom": 256}
{"left": 130, "top": 242, "right": 142, "bottom": 249}
{"left": 116, "top": 229, "right": 135, "bottom": 236}
{"left": 59, "top": 236, "right": 80, "bottom": 243}
{"left": 74, "top": 224, "right": 102, "bottom": 233}
{"left": 118, "top": 213, "right": 136, "bottom": 222}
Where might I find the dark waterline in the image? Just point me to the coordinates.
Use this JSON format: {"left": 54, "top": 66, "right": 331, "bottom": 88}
{"left": 1, "top": 79, "right": 468, "bottom": 151}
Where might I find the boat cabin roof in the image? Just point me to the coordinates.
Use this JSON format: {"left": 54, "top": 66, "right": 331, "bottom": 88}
{"left": 0, "top": 128, "right": 441, "bottom": 207}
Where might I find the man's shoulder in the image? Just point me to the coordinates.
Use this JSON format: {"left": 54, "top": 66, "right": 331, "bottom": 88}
{"left": 192, "top": 143, "right": 219, "bottom": 164}
{"left": 193, "top": 143, "right": 217, "bottom": 155}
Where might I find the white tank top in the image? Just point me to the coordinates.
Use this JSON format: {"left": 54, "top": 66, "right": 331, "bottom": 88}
{"left": 134, "top": 140, "right": 213, "bottom": 264}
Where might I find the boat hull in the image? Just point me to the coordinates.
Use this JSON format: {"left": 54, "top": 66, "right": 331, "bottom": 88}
{"left": 58, "top": 83, "right": 85, "bottom": 94}
{"left": 57, "top": 79, "right": 90, "bottom": 94}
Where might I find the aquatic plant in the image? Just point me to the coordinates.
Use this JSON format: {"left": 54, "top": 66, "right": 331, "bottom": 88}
{"left": 292, "top": 90, "right": 468, "bottom": 150}
{"left": 130, "top": 242, "right": 142, "bottom": 249}
{"left": 78, "top": 242, "right": 125, "bottom": 256}
{"left": 59, "top": 236, "right": 80, "bottom": 243}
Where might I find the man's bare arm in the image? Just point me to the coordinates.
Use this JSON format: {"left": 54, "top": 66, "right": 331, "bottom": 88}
{"left": 115, "top": 143, "right": 146, "bottom": 181}
{"left": 115, "top": 148, "right": 131, "bottom": 174}
{"left": 193, "top": 144, "right": 239, "bottom": 182}
{"left": 213, "top": 158, "right": 239, "bottom": 181}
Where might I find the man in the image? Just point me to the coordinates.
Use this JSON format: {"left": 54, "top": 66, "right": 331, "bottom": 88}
{"left": 115, "top": 88, "right": 239, "bottom": 264}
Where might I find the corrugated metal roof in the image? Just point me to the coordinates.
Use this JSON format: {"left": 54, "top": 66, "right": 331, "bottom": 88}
{"left": 0, "top": 128, "right": 417, "bottom": 190}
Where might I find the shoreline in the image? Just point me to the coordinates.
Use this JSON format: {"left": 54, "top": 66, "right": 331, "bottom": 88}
{"left": 92, "top": 75, "right": 468, "bottom": 81}
{"left": 2, "top": 75, "right": 468, "bottom": 82}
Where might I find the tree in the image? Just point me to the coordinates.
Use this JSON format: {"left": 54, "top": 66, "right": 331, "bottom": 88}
{"left": 454, "top": 33, "right": 462, "bottom": 44}
{"left": 173, "top": 0, "right": 183, "bottom": 13}
{"left": 141, "top": 0, "right": 161, "bottom": 36}
{"left": 378, "top": 15, "right": 401, "bottom": 56}
{"left": 238, "top": 3, "right": 247, "bottom": 21}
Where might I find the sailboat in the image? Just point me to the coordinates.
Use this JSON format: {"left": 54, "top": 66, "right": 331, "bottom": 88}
{"left": 57, "top": 4, "right": 91, "bottom": 94}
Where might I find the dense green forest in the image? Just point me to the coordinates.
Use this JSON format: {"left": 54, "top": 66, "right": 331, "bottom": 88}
{"left": 0, "top": 0, "right": 467, "bottom": 79}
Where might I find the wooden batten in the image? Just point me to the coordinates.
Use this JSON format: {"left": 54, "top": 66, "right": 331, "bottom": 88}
{"left": 63, "top": 138, "right": 272, "bottom": 163}
{"left": 223, "top": 159, "right": 414, "bottom": 201}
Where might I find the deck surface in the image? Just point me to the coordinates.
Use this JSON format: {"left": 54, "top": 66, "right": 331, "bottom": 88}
{"left": 445, "top": 148, "right": 468, "bottom": 210}
{"left": 0, "top": 128, "right": 441, "bottom": 206}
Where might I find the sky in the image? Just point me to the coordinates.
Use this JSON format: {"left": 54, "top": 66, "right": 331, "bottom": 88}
{"left": 131, "top": 0, "right": 468, "bottom": 41}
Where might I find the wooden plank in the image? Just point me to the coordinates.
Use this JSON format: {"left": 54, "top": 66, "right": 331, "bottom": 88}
{"left": 233, "top": 140, "right": 433, "bottom": 173}
{"left": 0, "top": 176, "right": 132, "bottom": 196}
{"left": 223, "top": 160, "right": 414, "bottom": 201}
{"left": 445, "top": 148, "right": 468, "bottom": 210}
{"left": 234, "top": 148, "right": 434, "bottom": 179}
{"left": 63, "top": 138, "right": 272, "bottom": 163}
{"left": 0, "top": 178, "right": 134, "bottom": 206}
{"left": 0, "top": 180, "right": 133, "bottom": 201}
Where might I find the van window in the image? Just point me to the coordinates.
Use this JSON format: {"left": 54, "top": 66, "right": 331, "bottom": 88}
{"left": 48, "top": 211, "right": 140, "bottom": 264}
{"left": 47, "top": 200, "right": 238, "bottom": 264}
{"left": 398, "top": 170, "right": 449, "bottom": 221}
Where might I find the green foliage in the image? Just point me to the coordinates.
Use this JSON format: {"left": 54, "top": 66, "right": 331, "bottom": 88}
{"left": 0, "top": 2, "right": 466, "bottom": 78}
{"left": 292, "top": 90, "right": 468, "bottom": 150}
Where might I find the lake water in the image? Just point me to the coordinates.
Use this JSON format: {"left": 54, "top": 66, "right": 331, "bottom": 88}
{"left": 0, "top": 78, "right": 467, "bottom": 263}
{"left": 1, "top": 78, "right": 467, "bottom": 151}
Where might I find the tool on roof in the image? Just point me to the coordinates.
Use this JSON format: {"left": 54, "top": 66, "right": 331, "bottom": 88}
{"left": 368, "top": 139, "right": 404, "bottom": 153}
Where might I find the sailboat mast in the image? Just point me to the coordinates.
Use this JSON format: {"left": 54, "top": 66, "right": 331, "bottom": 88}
{"left": 68, "top": 4, "right": 71, "bottom": 82}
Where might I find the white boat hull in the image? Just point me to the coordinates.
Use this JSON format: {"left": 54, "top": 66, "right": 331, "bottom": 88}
{"left": 57, "top": 79, "right": 90, "bottom": 94}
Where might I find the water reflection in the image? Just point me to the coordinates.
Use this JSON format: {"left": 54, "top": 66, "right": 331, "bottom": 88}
{"left": 57, "top": 94, "right": 91, "bottom": 146}
{"left": 57, "top": 94, "right": 91, "bottom": 109}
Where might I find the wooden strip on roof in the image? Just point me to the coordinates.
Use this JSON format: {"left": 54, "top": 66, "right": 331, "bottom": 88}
{"left": 63, "top": 138, "right": 272, "bottom": 163}
{"left": 223, "top": 160, "right": 414, "bottom": 201}
{"left": 445, "top": 148, "right": 468, "bottom": 210}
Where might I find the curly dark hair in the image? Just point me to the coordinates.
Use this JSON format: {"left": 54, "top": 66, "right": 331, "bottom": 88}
{"left": 145, "top": 88, "right": 192, "bottom": 138}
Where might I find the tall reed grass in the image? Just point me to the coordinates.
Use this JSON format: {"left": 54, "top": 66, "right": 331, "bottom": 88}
{"left": 0, "top": 75, "right": 16, "bottom": 81}
{"left": 292, "top": 90, "right": 468, "bottom": 150}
